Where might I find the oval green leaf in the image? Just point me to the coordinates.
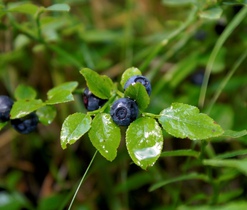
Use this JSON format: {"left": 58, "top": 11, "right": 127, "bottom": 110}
{"left": 158, "top": 103, "right": 224, "bottom": 140}
{"left": 80, "top": 68, "right": 114, "bottom": 99}
{"left": 199, "top": 6, "right": 223, "bottom": 20}
{"left": 0, "top": 122, "right": 8, "bottom": 131}
{"left": 45, "top": 4, "right": 70, "bottom": 12}
{"left": 60, "top": 113, "right": 91, "bottom": 149}
{"left": 47, "top": 81, "right": 78, "bottom": 97}
{"left": 7, "top": 3, "right": 39, "bottom": 15}
{"left": 10, "top": 99, "right": 44, "bottom": 119}
{"left": 88, "top": 113, "right": 121, "bottom": 161}
{"left": 46, "top": 81, "right": 78, "bottom": 104}
{"left": 124, "top": 83, "right": 150, "bottom": 111}
{"left": 203, "top": 159, "right": 247, "bottom": 176}
{"left": 162, "top": 0, "right": 196, "bottom": 6}
{"left": 46, "top": 90, "right": 74, "bottom": 105}
{"left": 120, "top": 67, "right": 142, "bottom": 89}
{"left": 222, "top": 129, "right": 247, "bottom": 138}
{"left": 36, "top": 105, "right": 57, "bottom": 125}
{"left": 14, "top": 84, "right": 37, "bottom": 100}
{"left": 126, "top": 117, "right": 163, "bottom": 170}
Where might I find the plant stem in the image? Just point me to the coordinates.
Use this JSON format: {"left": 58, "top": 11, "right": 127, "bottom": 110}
{"left": 206, "top": 49, "right": 247, "bottom": 114}
{"left": 199, "top": 6, "right": 247, "bottom": 108}
{"left": 139, "top": 5, "right": 198, "bottom": 72}
{"left": 141, "top": 112, "right": 160, "bottom": 118}
{"left": 65, "top": 150, "right": 97, "bottom": 210}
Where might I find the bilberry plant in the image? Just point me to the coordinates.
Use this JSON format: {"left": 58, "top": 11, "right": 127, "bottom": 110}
{"left": 0, "top": 95, "right": 13, "bottom": 122}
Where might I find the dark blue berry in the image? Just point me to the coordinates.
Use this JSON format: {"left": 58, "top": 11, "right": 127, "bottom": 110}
{"left": 110, "top": 98, "right": 138, "bottom": 126}
{"left": 83, "top": 87, "right": 107, "bottom": 111}
{"left": 190, "top": 69, "right": 205, "bottom": 86}
{"left": 0, "top": 95, "right": 14, "bottom": 122}
{"left": 124, "top": 75, "right": 152, "bottom": 95}
{"left": 215, "top": 19, "right": 226, "bottom": 35}
{"left": 11, "top": 112, "right": 39, "bottom": 134}
{"left": 194, "top": 30, "right": 207, "bottom": 41}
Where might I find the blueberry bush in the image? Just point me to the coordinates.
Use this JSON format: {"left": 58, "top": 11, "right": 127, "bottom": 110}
{"left": 1, "top": 0, "right": 247, "bottom": 209}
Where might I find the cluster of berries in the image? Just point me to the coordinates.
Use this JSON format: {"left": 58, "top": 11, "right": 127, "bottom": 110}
{"left": 0, "top": 95, "right": 38, "bottom": 134}
{"left": 83, "top": 75, "right": 151, "bottom": 126}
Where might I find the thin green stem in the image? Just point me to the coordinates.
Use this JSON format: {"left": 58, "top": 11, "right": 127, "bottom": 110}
{"left": 35, "top": 8, "right": 45, "bottom": 41}
{"left": 141, "top": 112, "right": 160, "bottom": 118}
{"left": 199, "top": 6, "right": 247, "bottom": 108}
{"left": 139, "top": 5, "right": 198, "bottom": 72}
{"left": 87, "top": 93, "right": 117, "bottom": 116}
{"left": 206, "top": 49, "right": 247, "bottom": 114}
{"left": 67, "top": 150, "right": 98, "bottom": 210}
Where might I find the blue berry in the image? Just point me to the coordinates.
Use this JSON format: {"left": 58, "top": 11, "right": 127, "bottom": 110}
{"left": 0, "top": 95, "right": 14, "bottom": 122}
{"left": 83, "top": 87, "right": 107, "bottom": 111}
{"left": 124, "top": 75, "right": 151, "bottom": 95}
{"left": 190, "top": 69, "right": 205, "bottom": 86}
{"left": 110, "top": 98, "right": 138, "bottom": 126}
{"left": 194, "top": 30, "right": 207, "bottom": 41}
{"left": 11, "top": 112, "right": 39, "bottom": 134}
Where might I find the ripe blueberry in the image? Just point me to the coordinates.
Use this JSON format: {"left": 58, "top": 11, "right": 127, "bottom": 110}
{"left": 190, "top": 69, "right": 205, "bottom": 86}
{"left": 124, "top": 75, "right": 152, "bottom": 95}
{"left": 83, "top": 87, "right": 107, "bottom": 111}
{"left": 194, "top": 30, "right": 207, "bottom": 41}
{"left": 110, "top": 98, "right": 138, "bottom": 126}
{"left": 11, "top": 112, "right": 39, "bottom": 134}
{"left": 0, "top": 95, "right": 14, "bottom": 122}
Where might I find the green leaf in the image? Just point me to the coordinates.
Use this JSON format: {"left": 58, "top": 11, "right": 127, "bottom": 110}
{"left": 14, "top": 84, "right": 37, "bottom": 100}
{"left": 162, "top": 0, "right": 196, "bottom": 6}
{"left": 203, "top": 159, "right": 247, "bottom": 176}
{"left": 215, "top": 149, "right": 247, "bottom": 159}
{"left": 222, "top": 129, "right": 247, "bottom": 138}
{"left": 0, "top": 122, "right": 8, "bottom": 131}
{"left": 223, "top": 1, "right": 247, "bottom": 5}
{"left": 88, "top": 113, "right": 121, "bottom": 161}
{"left": 46, "top": 90, "right": 74, "bottom": 105}
{"left": 158, "top": 103, "right": 224, "bottom": 140}
{"left": 47, "top": 81, "right": 78, "bottom": 96}
{"left": 10, "top": 99, "right": 44, "bottom": 119}
{"left": 124, "top": 83, "right": 150, "bottom": 111}
{"left": 60, "top": 113, "right": 91, "bottom": 149}
{"left": 160, "top": 149, "right": 199, "bottom": 158}
{"left": 126, "top": 117, "right": 163, "bottom": 170}
{"left": 120, "top": 67, "right": 142, "bottom": 89}
{"left": 80, "top": 68, "right": 114, "bottom": 99}
{"left": 149, "top": 172, "right": 209, "bottom": 192}
{"left": 46, "top": 81, "right": 78, "bottom": 104}
{"left": 7, "top": 3, "right": 39, "bottom": 15}
{"left": 36, "top": 105, "right": 57, "bottom": 125}
{"left": 199, "top": 6, "right": 223, "bottom": 20}
{"left": 45, "top": 4, "right": 70, "bottom": 12}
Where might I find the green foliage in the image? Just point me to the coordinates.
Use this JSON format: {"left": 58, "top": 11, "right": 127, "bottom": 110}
{"left": 80, "top": 68, "right": 114, "bottom": 99}
{"left": 60, "top": 113, "right": 91, "bottom": 149}
{"left": 158, "top": 103, "right": 224, "bottom": 140}
{"left": 120, "top": 67, "right": 142, "bottom": 88}
{"left": 10, "top": 99, "right": 44, "bottom": 119}
{"left": 88, "top": 113, "right": 121, "bottom": 161}
{"left": 124, "top": 83, "right": 150, "bottom": 110}
{"left": 126, "top": 117, "right": 163, "bottom": 169}
{"left": 1, "top": 0, "right": 247, "bottom": 209}
{"left": 14, "top": 84, "right": 37, "bottom": 100}
{"left": 46, "top": 81, "right": 78, "bottom": 104}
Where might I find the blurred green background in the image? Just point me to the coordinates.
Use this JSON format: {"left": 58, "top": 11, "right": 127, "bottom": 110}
{"left": 0, "top": 0, "right": 247, "bottom": 209}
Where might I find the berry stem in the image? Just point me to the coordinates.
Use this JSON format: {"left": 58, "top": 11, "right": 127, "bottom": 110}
{"left": 66, "top": 150, "right": 98, "bottom": 210}
{"left": 87, "top": 93, "right": 117, "bottom": 116}
{"left": 141, "top": 112, "right": 160, "bottom": 118}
